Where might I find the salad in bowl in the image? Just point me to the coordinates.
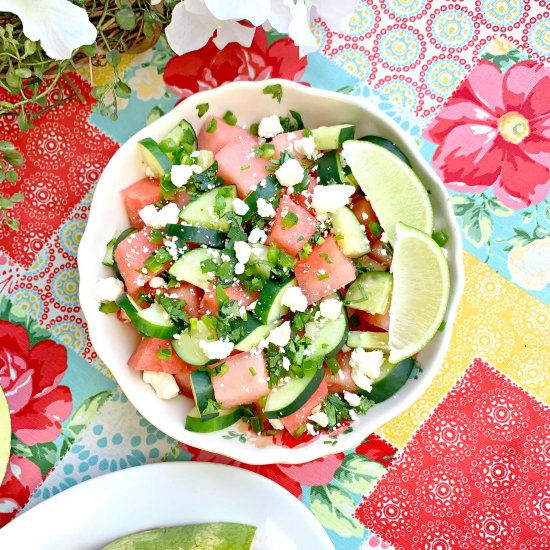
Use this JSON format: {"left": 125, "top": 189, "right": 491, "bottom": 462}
{"left": 79, "top": 80, "right": 463, "bottom": 464}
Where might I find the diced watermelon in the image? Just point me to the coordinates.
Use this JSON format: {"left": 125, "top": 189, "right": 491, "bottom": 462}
{"left": 199, "top": 284, "right": 259, "bottom": 317}
{"left": 174, "top": 190, "right": 191, "bottom": 210}
{"left": 197, "top": 116, "right": 254, "bottom": 154}
{"left": 368, "top": 239, "right": 392, "bottom": 269}
{"left": 350, "top": 310, "right": 390, "bottom": 332}
{"left": 174, "top": 369, "right": 196, "bottom": 399}
{"left": 272, "top": 130, "right": 305, "bottom": 159}
{"left": 292, "top": 176, "right": 317, "bottom": 213}
{"left": 266, "top": 195, "right": 317, "bottom": 256}
{"left": 211, "top": 352, "right": 269, "bottom": 408}
{"left": 280, "top": 378, "right": 328, "bottom": 435}
{"left": 294, "top": 236, "right": 356, "bottom": 304}
{"left": 128, "top": 337, "right": 191, "bottom": 375}
{"left": 114, "top": 227, "right": 163, "bottom": 294}
{"left": 121, "top": 177, "right": 161, "bottom": 229}
{"left": 216, "top": 138, "right": 271, "bottom": 198}
{"left": 164, "top": 283, "right": 203, "bottom": 318}
{"left": 117, "top": 307, "right": 131, "bottom": 323}
{"left": 351, "top": 197, "right": 379, "bottom": 238}
{"left": 326, "top": 351, "right": 359, "bottom": 393}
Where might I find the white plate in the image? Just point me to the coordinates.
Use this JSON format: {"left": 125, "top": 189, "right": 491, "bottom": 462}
{"left": 0, "top": 462, "right": 334, "bottom": 550}
{"left": 78, "top": 78, "right": 464, "bottom": 465}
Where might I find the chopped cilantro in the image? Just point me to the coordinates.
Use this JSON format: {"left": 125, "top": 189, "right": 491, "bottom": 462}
{"left": 99, "top": 302, "right": 119, "bottom": 314}
{"left": 368, "top": 221, "right": 382, "bottom": 237}
{"left": 149, "top": 228, "right": 164, "bottom": 245}
{"left": 196, "top": 103, "right": 209, "bottom": 117}
{"left": 158, "top": 296, "right": 189, "bottom": 326}
{"left": 262, "top": 83, "right": 283, "bottom": 103}
{"left": 188, "top": 161, "right": 223, "bottom": 193}
{"left": 211, "top": 362, "right": 228, "bottom": 377}
{"left": 240, "top": 164, "right": 250, "bottom": 171}
{"left": 298, "top": 242, "right": 313, "bottom": 259}
{"left": 223, "top": 110, "right": 237, "bottom": 126}
{"left": 319, "top": 252, "right": 333, "bottom": 264}
{"left": 281, "top": 211, "right": 299, "bottom": 229}
{"left": 202, "top": 399, "right": 221, "bottom": 415}
{"left": 316, "top": 272, "right": 329, "bottom": 280}
{"left": 325, "top": 356, "right": 340, "bottom": 375}
{"left": 249, "top": 122, "right": 259, "bottom": 136}
{"left": 279, "top": 110, "right": 304, "bottom": 133}
{"left": 206, "top": 118, "right": 217, "bottom": 133}
{"left": 249, "top": 367, "right": 257, "bottom": 376}
{"left": 156, "top": 347, "right": 172, "bottom": 360}
{"left": 321, "top": 393, "right": 374, "bottom": 431}
{"left": 144, "top": 247, "right": 171, "bottom": 272}
{"left": 433, "top": 229, "right": 449, "bottom": 247}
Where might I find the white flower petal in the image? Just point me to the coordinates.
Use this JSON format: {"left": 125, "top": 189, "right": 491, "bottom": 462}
{"left": 267, "top": 0, "right": 294, "bottom": 33}
{"left": 165, "top": 2, "right": 218, "bottom": 55}
{"left": 0, "top": 0, "right": 97, "bottom": 60}
{"left": 287, "top": 3, "right": 319, "bottom": 52}
{"left": 205, "top": 0, "right": 270, "bottom": 26}
{"left": 185, "top": 0, "right": 211, "bottom": 15}
{"left": 313, "top": 0, "right": 359, "bottom": 33}
{"left": 213, "top": 21, "right": 256, "bottom": 50}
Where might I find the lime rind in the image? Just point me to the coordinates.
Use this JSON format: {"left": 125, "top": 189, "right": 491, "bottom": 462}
{"left": 388, "top": 222, "right": 450, "bottom": 364}
{"left": 342, "top": 140, "right": 434, "bottom": 244}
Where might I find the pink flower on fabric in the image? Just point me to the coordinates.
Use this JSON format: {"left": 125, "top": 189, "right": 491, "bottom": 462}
{"left": 424, "top": 60, "right": 550, "bottom": 209}
{"left": 0, "top": 321, "right": 72, "bottom": 446}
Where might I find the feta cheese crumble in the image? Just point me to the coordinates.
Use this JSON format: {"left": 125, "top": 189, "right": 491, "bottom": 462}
{"left": 200, "top": 339, "right": 235, "bottom": 360}
{"left": 256, "top": 197, "right": 276, "bottom": 218}
{"left": 269, "top": 418, "right": 285, "bottom": 430}
{"left": 319, "top": 298, "right": 342, "bottom": 320}
{"left": 258, "top": 115, "right": 284, "bottom": 139}
{"left": 149, "top": 276, "right": 166, "bottom": 289}
{"left": 275, "top": 158, "right": 304, "bottom": 187}
{"left": 234, "top": 262, "right": 245, "bottom": 275}
{"left": 308, "top": 411, "right": 329, "bottom": 428}
{"left": 266, "top": 321, "right": 291, "bottom": 347}
{"left": 343, "top": 390, "right": 362, "bottom": 407}
{"left": 138, "top": 202, "right": 180, "bottom": 228}
{"left": 280, "top": 285, "right": 308, "bottom": 312}
{"left": 294, "top": 136, "right": 318, "bottom": 159}
{"left": 171, "top": 164, "right": 194, "bottom": 188}
{"left": 380, "top": 232, "right": 389, "bottom": 243}
{"left": 143, "top": 371, "right": 179, "bottom": 400}
{"left": 282, "top": 356, "right": 291, "bottom": 370}
{"left": 232, "top": 197, "right": 250, "bottom": 216}
{"left": 350, "top": 349, "right": 385, "bottom": 391}
{"left": 93, "top": 277, "right": 124, "bottom": 303}
{"left": 306, "top": 423, "right": 318, "bottom": 436}
{"left": 312, "top": 184, "right": 355, "bottom": 215}
{"left": 234, "top": 240, "right": 252, "bottom": 264}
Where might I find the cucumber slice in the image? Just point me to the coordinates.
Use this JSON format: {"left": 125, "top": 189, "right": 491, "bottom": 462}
{"left": 102, "top": 230, "right": 122, "bottom": 267}
{"left": 347, "top": 331, "right": 389, "bottom": 351}
{"left": 264, "top": 368, "right": 325, "bottom": 419}
{"left": 242, "top": 175, "right": 281, "bottom": 223}
{"left": 365, "top": 357, "right": 414, "bottom": 403}
{"left": 185, "top": 406, "right": 244, "bottom": 433}
{"left": 305, "top": 296, "right": 348, "bottom": 359}
{"left": 229, "top": 316, "right": 276, "bottom": 352}
{"left": 159, "top": 118, "right": 198, "bottom": 155}
{"left": 172, "top": 320, "right": 216, "bottom": 366}
{"left": 138, "top": 137, "right": 172, "bottom": 176}
{"left": 359, "top": 135, "right": 411, "bottom": 167}
{"left": 117, "top": 294, "right": 178, "bottom": 339}
{"left": 345, "top": 272, "right": 393, "bottom": 315}
{"left": 331, "top": 207, "right": 371, "bottom": 258}
{"left": 179, "top": 186, "right": 237, "bottom": 231}
{"left": 196, "top": 149, "right": 215, "bottom": 170}
{"left": 254, "top": 278, "right": 297, "bottom": 324}
{"left": 247, "top": 244, "right": 274, "bottom": 279}
{"left": 312, "top": 124, "right": 355, "bottom": 150}
{"left": 111, "top": 227, "right": 136, "bottom": 280}
{"left": 190, "top": 370, "right": 218, "bottom": 419}
{"left": 317, "top": 150, "right": 346, "bottom": 184}
{"left": 168, "top": 248, "right": 218, "bottom": 290}
{"left": 165, "top": 223, "right": 226, "bottom": 248}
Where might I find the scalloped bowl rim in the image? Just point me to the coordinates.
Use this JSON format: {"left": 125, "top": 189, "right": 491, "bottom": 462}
{"left": 78, "top": 79, "right": 464, "bottom": 465}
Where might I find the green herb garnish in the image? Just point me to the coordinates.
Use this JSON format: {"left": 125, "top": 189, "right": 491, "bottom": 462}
{"left": 433, "top": 229, "right": 449, "bottom": 247}
{"left": 262, "top": 83, "right": 283, "bottom": 103}
{"left": 206, "top": 118, "right": 217, "bottom": 134}
{"left": 223, "top": 110, "right": 237, "bottom": 126}
{"left": 99, "top": 302, "right": 119, "bottom": 314}
{"left": 196, "top": 103, "right": 209, "bottom": 118}
{"left": 368, "top": 221, "right": 382, "bottom": 237}
{"left": 281, "top": 211, "right": 299, "bottom": 229}
{"left": 156, "top": 347, "right": 172, "bottom": 360}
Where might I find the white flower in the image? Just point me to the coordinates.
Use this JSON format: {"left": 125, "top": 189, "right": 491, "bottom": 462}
{"left": 1, "top": 0, "right": 97, "bottom": 60}
{"left": 508, "top": 237, "right": 550, "bottom": 291}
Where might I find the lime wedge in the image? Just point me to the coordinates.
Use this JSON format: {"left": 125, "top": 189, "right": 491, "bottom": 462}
{"left": 0, "top": 386, "right": 11, "bottom": 484}
{"left": 388, "top": 223, "right": 450, "bottom": 364}
{"left": 342, "top": 140, "right": 434, "bottom": 244}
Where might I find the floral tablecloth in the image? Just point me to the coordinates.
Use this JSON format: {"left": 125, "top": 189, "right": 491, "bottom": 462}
{"left": 1, "top": 1, "right": 549, "bottom": 549}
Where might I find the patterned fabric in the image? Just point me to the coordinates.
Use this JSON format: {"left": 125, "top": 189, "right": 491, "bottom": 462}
{"left": 0, "top": 1, "right": 549, "bottom": 548}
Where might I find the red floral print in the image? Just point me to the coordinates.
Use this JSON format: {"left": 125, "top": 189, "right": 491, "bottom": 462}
{"left": 424, "top": 60, "right": 550, "bottom": 209}
{"left": 355, "top": 434, "right": 397, "bottom": 468}
{"left": 163, "top": 27, "right": 307, "bottom": 98}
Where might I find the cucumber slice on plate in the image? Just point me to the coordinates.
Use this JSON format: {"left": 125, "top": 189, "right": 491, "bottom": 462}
{"left": 169, "top": 247, "right": 219, "bottom": 290}
{"left": 165, "top": 223, "right": 226, "bottom": 248}
{"left": 312, "top": 124, "right": 355, "bottom": 150}
{"left": 264, "top": 368, "right": 325, "bottom": 419}
{"left": 138, "top": 137, "right": 172, "bottom": 176}
{"left": 331, "top": 207, "right": 370, "bottom": 258}
{"left": 117, "top": 294, "right": 178, "bottom": 339}
{"left": 185, "top": 406, "right": 243, "bottom": 433}
{"left": 190, "top": 370, "right": 218, "bottom": 419}
{"left": 364, "top": 357, "right": 415, "bottom": 403}
{"left": 111, "top": 227, "right": 136, "bottom": 280}
{"left": 228, "top": 316, "right": 276, "bottom": 352}
{"left": 159, "top": 118, "right": 198, "bottom": 155}
{"left": 242, "top": 175, "right": 281, "bottom": 223}
{"left": 172, "top": 320, "right": 217, "bottom": 366}
{"left": 345, "top": 272, "right": 393, "bottom": 315}
{"left": 359, "top": 135, "right": 411, "bottom": 167}
{"left": 179, "top": 186, "right": 237, "bottom": 231}
{"left": 254, "top": 278, "right": 297, "bottom": 324}
{"left": 102, "top": 230, "right": 122, "bottom": 267}
{"left": 347, "top": 331, "right": 389, "bottom": 351}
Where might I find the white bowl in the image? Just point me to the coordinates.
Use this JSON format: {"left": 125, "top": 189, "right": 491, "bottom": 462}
{"left": 78, "top": 79, "right": 464, "bottom": 465}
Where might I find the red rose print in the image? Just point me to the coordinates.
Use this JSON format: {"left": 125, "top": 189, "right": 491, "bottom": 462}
{"left": 0, "top": 321, "right": 72, "bottom": 446}
{"left": 424, "top": 60, "right": 550, "bottom": 209}
{"left": 0, "top": 455, "right": 42, "bottom": 527}
{"left": 163, "top": 27, "right": 307, "bottom": 98}
{"left": 355, "top": 434, "right": 397, "bottom": 468}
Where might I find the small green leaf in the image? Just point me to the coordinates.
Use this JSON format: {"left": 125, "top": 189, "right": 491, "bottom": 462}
{"left": 3, "top": 150, "right": 23, "bottom": 167}
{"left": 147, "top": 105, "right": 165, "bottom": 125}
{"left": 5, "top": 170, "right": 18, "bottom": 183}
{"left": 106, "top": 49, "right": 121, "bottom": 67}
{"left": 0, "top": 141, "right": 15, "bottom": 152}
{"left": 63, "top": 391, "right": 113, "bottom": 444}
{"left": 115, "top": 80, "right": 131, "bottom": 99}
{"left": 462, "top": 205, "right": 493, "bottom": 248}
{"left": 115, "top": 8, "right": 137, "bottom": 30}
{"left": 334, "top": 455, "right": 386, "bottom": 494}
{"left": 262, "top": 84, "right": 283, "bottom": 103}
{"left": 11, "top": 437, "right": 57, "bottom": 478}
{"left": 450, "top": 194, "right": 476, "bottom": 216}
{"left": 196, "top": 103, "right": 209, "bottom": 118}
{"left": 486, "top": 197, "right": 513, "bottom": 217}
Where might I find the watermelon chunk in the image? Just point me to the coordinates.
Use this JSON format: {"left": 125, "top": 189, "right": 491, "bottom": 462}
{"left": 197, "top": 116, "right": 254, "bottom": 154}
{"left": 121, "top": 177, "right": 161, "bottom": 229}
{"left": 292, "top": 176, "right": 317, "bottom": 214}
{"left": 211, "top": 352, "right": 269, "bottom": 409}
{"left": 174, "top": 190, "right": 191, "bottom": 210}
{"left": 114, "top": 226, "right": 163, "bottom": 294}
{"left": 266, "top": 195, "right": 317, "bottom": 256}
{"left": 174, "top": 370, "right": 196, "bottom": 399}
{"left": 216, "top": 138, "right": 271, "bottom": 198}
{"left": 164, "top": 283, "right": 203, "bottom": 318}
{"left": 128, "top": 338, "right": 192, "bottom": 375}
{"left": 199, "top": 284, "right": 259, "bottom": 317}
{"left": 272, "top": 130, "right": 305, "bottom": 159}
{"left": 325, "top": 351, "right": 359, "bottom": 394}
{"left": 294, "top": 236, "right": 356, "bottom": 304}
{"left": 280, "top": 378, "right": 328, "bottom": 435}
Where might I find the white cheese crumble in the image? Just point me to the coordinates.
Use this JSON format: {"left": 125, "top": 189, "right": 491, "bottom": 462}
{"left": 350, "top": 349, "right": 385, "bottom": 391}
{"left": 275, "top": 158, "right": 304, "bottom": 187}
{"left": 319, "top": 298, "right": 342, "bottom": 320}
{"left": 171, "top": 164, "right": 194, "bottom": 188}
{"left": 232, "top": 197, "right": 250, "bottom": 216}
{"left": 306, "top": 423, "right": 318, "bottom": 436}
{"left": 282, "top": 356, "right": 291, "bottom": 370}
{"left": 258, "top": 115, "right": 284, "bottom": 139}
{"left": 294, "top": 136, "right": 318, "bottom": 159}
{"left": 143, "top": 371, "right": 179, "bottom": 400}
{"left": 149, "top": 276, "right": 166, "bottom": 289}
{"left": 248, "top": 227, "right": 267, "bottom": 244}
{"left": 138, "top": 202, "right": 180, "bottom": 228}
{"left": 93, "top": 277, "right": 124, "bottom": 303}
{"left": 343, "top": 390, "right": 362, "bottom": 407}
{"left": 266, "top": 321, "right": 291, "bottom": 347}
{"left": 380, "top": 231, "right": 389, "bottom": 243}
{"left": 256, "top": 197, "right": 276, "bottom": 218}
{"left": 269, "top": 418, "right": 285, "bottom": 430}
{"left": 234, "top": 240, "right": 252, "bottom": 264}
{"left": 280, "top": 286, "right": 308, "bottom": 312}
{"left": 308, "top": 411, "right": 329, "bottom": 428}
{"left": 234, "top": 262, "right": 245, "bottom": 275}
{"left": 200, "top": 339, "right": 235, "bottom": 360}
{"left": 312, "top": 184, "right": 355, "bottom": 215}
